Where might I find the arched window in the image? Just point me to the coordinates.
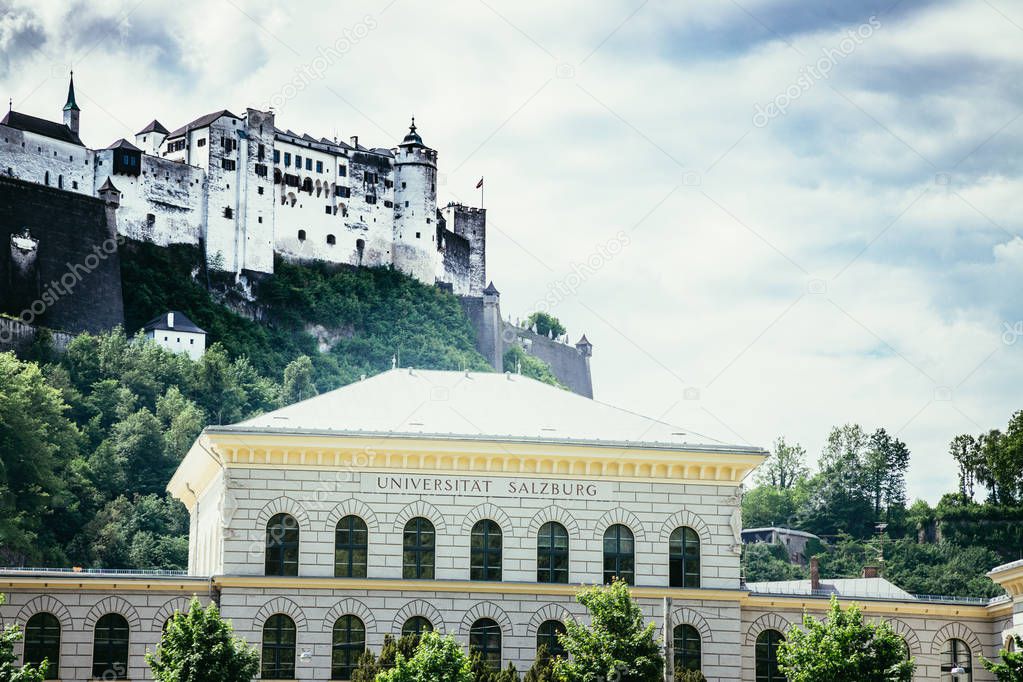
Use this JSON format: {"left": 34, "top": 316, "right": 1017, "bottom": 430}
{"left": 536, "top": 620, "right": 566, "bottom": 660}
{"left": 297, "top": 229, "right": 306, "bottom": 241}
{"left": 537, "top": 521, "right": 569, "bottom": 584}
{"left": 331, "top": 615, "right": 365, "bottom": 680}
{"left": 265, "top": 513, "right": 299, "bottom": 577}
{"left": 327, "top": 234, "right": 336, "bottom": 245}
{"left": 469, "top": 618, "right": 501, "bottom": 670}
{"left": 25, "top": 613, "right": 60, "bottom": 679}
{"left": 673, "top": 623, "right": 701, "bottom": 673}
{"left": 755, "top": 629, "right": 785, "bottom": 682}
{"left": 334, "top": 515, "right": 368, "bottom": 578}
{"left": 44, "top": 171, "right": 49, "bottom": 186}
{"left": 470, "top": 519, "right": 503, "bottom": 581}
{"left": 669, "top": 526, "right": 700, "bottom": 588}
{"left": 401, "top": 616, "right": 432, "bottom": 639}
{"left": 261, "top": 614, "right": 296, "bottom": 680}
{"left": 941, "top": 639, "right": 972, "bottom": 681}
{"left": 92, "top": 613, "right": 129, "bottom": 680}
{"left": 403, "top": 517, "right": 435, "bottom": 579}
{"left": 602, "top": 524, "right": 635, "bottom": 585}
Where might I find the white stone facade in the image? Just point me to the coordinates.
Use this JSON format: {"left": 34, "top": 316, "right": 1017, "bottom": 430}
{"left": 0, "top": 80, "right": 486, "bottom": 295}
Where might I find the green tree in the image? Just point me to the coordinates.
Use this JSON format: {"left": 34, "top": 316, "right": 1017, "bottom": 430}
{"left": 743, "top": 542, "right": 806, "bottom": 583}
{"left": 675, "top": 671, "right": 707, "bottom": 682}
{"left": 469, "top": 654, "right": 519, "bottom": 682}
{"left": 350, "top": 634, "right": 420, "bottom": 682}
{"left": 758, "top": 437, "right": 809, "bottom": 489}
{"left": 982, "top": 636, "right": 1023, "bottom": 681}
{"left": 376, "top": 630, "right": 473, "bottom": 682}
{"left": 741, "top": 484, "right": 801, "bottom": 529}
{"left": 523, "top": 647, "right": 557, "bottom": 682}
{"left": 146, "top": 596, "right": 259, "bottom": 682}
{"left": 777, "top": 597, "right": 914, "bottom": 681}
{"left": 526, "top": 312, "right": 566, "bottom": 338}
{"left": 0, "top": 353, "right": 79, "bottom": 564}
{"left": 555, "top": 579, "right": 664, "bottom": 682}
{"left": 83, "top": 494, "right": 189, "bottom": 569}
{"left": 503, "top": 345, "right": 564, "bottom": 388}
{"left": 863, "top": 429, "right": 910, "bottom": 520}
{"left": 0, "top": 595, "right": 48, "bottom": 681}
{"left": 281, "top": 355, "right": 318, "bottom": 405}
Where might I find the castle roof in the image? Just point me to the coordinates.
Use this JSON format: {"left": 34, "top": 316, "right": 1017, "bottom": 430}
{"left": 400, "top": 116, "right": 425, "bottom": 146}
{"left": 577, "top": 334, "right": 591, "bottom": 346}
{"left": 214, "top": 368, "right": 765, "bottom": 454}
{"left": 0, "top": 110, "right": 83, "bottom": 146}
{"left": 483, "top": 281, "right": 500, "bottom": 295}
{"left": 143, "top": 311, "right": 205, "bottom": 334}
{"left": 747, "top": 577, "right": 915, "bottom": 601}
{"left": 63, "top": 72, "right": 80, "bottom": 112}
{"left": 97, "top": 177, "right": 120, "bottom": 194}
{"left": 136, "top": 119, "right": 169, "bottom": 135}
{"left": 106, "top": 138, "right": 142, "bottom": 152}
{"left": 165, "top": 109, "right": 239, "bottom": 139}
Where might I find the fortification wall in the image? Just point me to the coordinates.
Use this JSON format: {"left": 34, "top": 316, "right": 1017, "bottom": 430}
{"left": 504, "top": 323, "right": 593, "bottom": 398}
{"left": 94, "top": 151, "right": 205, "bottom": 247}
{"left": 0, "top": 175, "right": 124, "bottom": 334}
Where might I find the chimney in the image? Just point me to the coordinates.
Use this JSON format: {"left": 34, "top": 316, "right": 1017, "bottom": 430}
{"left": 862, "top": 565, "right": 879, "bottom": 579}
{"left": 167, "top": 312, "right": 175, "bottom": 328}
{"left": 810, "top": 557, "right": 820, "bottom": 591}
{"left": 350, "top": 135, "right": 358, "bottom": 149}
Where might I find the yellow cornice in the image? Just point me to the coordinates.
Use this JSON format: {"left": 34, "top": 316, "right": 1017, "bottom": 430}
{"left": 0, "top": 574, "right": 1010, "bottom": 621}
{"left": 168, "top": 431, "right": 764, "bottom": 509}
{"left": 0, "top": 577, "right": 210, "bottom": 593}
{"left": 988, "top": 562, "right": 1023, "bottom": 598}
{"left": 212, "top": 575, "right": 747, "bottom": 602}
{"left": 742, "top": 594, "right": 1007, "bottom": 620}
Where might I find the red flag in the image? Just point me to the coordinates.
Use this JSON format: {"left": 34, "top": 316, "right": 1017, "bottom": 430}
{"left": 476, "top": 177, "right": 484, "bottom": 189}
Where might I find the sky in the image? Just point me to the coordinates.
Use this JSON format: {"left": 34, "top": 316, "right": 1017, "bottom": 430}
{"left": 1, "top": 0, "right": 1020, "bottom": 502}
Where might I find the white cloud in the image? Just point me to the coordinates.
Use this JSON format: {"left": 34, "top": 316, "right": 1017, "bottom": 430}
{"left": 1, "top": 0, "right": 1020, "bottom": 502}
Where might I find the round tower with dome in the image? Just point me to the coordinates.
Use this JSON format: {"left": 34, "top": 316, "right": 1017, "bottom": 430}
{"left": 391, "top": 117, "right": 438, "bottom": 283}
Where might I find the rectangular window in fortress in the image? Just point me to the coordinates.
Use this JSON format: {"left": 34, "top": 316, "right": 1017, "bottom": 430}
{"left": 255, "top": 164, "right": 267, "bottom": 177}
{"left": 338, "top": 165, "right": 347, "bottom": 176}
{"left": 258, "top": 144, "right": 265, "bottom": 161}
{"left": 365, "top": 195, "right": 377, "bottom": 205}
{"left": 365, "top": 171, "right": 378, "bottom": 184}
{"left": 222, "top": 159, "right": 236, "bottom": 171}
{"left": 258, "top": 186, "right": 264, "bottom": 195}
{"left": 295, "top": 155, "right": 302, "bottom": 168}
{"left": 223, "top": 207, "right": 234, "bottom": 219}
{"left": 274, "top": 150, "right": 280, "bottom": 163}
{"left": 316, "top": 161, "right": 323, "bottom": 173}
{"left": 197, "top": 138, "right": 206, "bottom": 147}
{"left": 284, "top": 153, "right": 291, "bottom": 166}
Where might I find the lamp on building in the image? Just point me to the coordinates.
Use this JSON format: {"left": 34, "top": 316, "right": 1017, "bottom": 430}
{"left": 299, "top": 649, "right": 313, "bottom": 663}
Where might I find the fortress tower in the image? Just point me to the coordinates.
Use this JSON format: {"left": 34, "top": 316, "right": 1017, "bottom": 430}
{"left": 391, "top": 118, "right": 437, "bottom": 283}
{"left": 62, "top": 72, "right": 80, "bottom": 136}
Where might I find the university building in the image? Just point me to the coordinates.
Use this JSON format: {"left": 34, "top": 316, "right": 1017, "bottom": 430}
{"left": 1, "top": 370, "right": 1021, "bottom": 681}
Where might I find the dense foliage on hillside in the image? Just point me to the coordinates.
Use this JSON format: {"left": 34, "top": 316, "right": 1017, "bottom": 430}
{"left": 120, "top": 241, "right": 491, "bottom": 389}
{"left": 742, "top": 415, "right": 1023, "bottom": 598}
{"left": 0, "top": 243, "right": 532, "bottom": 568}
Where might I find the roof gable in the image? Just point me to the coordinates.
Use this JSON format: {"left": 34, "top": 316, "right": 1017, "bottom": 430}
{"left": 0, "top": 110, "right": 83, "bottom": 146}
{"left": 165, "top": 109, "right": 239, "bottom": 139}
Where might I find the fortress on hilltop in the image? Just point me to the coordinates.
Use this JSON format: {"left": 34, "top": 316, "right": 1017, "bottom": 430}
{"left": 0, "top": 73, "right": 594, "bottom": 395}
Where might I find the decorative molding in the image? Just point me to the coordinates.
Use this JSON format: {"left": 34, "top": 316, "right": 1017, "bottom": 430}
{"left": 392, "top": 600, "right": 446, "bottom": 635}
{"left": 83, "top": 596, "right": 142, "bottom": 630}
{"left": 325, "top": 498, "right": 380, "bottom": 532}
{"left": 670, "top": 607, "right": 712, "bottom": 641}
{"left": 878, "top": 617, "right": 922, "bottom": 656}
{"left": 252, "top": 597, "right": 308, "bottom": 631}
{"left": 458, "top": 601, "right": 513, "bottom": 637}
{"left": 744, "top": 613, "right": 792, "bottom": 645}
{"left": 594, "top": 507, "right": 647, "bottom": 540}
{"left": 151, "top": 597, "right": 195, "bottom": 631}
{"left": 255, "top": 496, "right": 311, "bottom": 530}
{"left": 15, "top": 595, "right": 73, "bottom": 631}
{"left": 393, "top": 500, "right": 448, "bottom": 533}
{"left": 461, "top": 502, "right": 514, "bottom": 537}
{"left": 658, "top": 510, "right": 711, "bottom": 545}
{"left": 930, "top": 622, "right": 982, "bottom": 656}
{"left": 323, "top": 598, "right": 377, "bottom": 633}
{"left": 527, "top": 505, "right": 581, "bottom": 539}
{"left": 526, "top": 604, "right": 578, "bottom": 637}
